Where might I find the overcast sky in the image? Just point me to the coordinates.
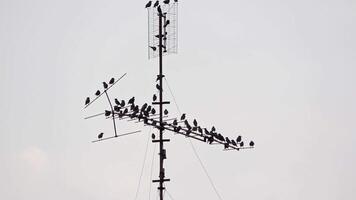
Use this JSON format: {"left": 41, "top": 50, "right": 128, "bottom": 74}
{"left": 1, "top": 0, "right": 355, "bottom": 200}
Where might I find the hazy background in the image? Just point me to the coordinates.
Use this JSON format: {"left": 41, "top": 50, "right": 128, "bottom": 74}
{"left": 1, "top": 0, "right": 355, "bottom": 199}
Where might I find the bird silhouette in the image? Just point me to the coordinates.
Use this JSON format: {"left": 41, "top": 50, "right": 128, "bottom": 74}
{"left": 151, "top": 133, "right": 156, "bottom": 139}
{"left": 236, "top": 135, "right": 242, "bottom": 143}
{"left": 153, "top": 94, "right": 157, "bottom": 101}
{"left": 151, "top": 108, "right": 156, "bottom": 115}
{"left": 115, "top": 98, "right": 120, "bottom": 105}
{"left": 180, "top": 113, "right": 186, "bottom": 120}
{"left": 109, "top": 78, "right": 115, "bottom": 84}
{"left": 145, "top": 1, "right": 152, "bottom": 8}
{"left": 231, "top": 140, "right": 237, "bottom": 146}
{"left": 103, "top": 82, "right": 108, "bottom": 89}
{"left": 153, "top": 0, "right": 159, "bottom": 7}
{"left": 249, "top": 141, "right": 255, "bottom": 147}
{"left": 147, "top": 105, "right": 152, "bottom": 113}
{"left": 198, "top": 127, "right": 203, "bottom": 134}
{"left": 156, "top": 84, "right": 162, "bottom": 91}
{"left": 105, "top": 110, "right": 111, "bottom": 116}
{"left": 204, "top": 128, "right": 210, "bottom": 135}
{"left": 150, "top": 46, "right": 157, "bottom": 51}
{"left": 95, "top": 90, "right": 101, "bottom": 96}
{"left": 211, "top": 126, "right": 216, "bottom": 132}
{"left": 164, "top": 20, "right": 170, "bottom": 28}
{"left": 121, "top": 100, "right": 125, "bottom": 107}
{"left": 98, "top": 132, "right": 104, "bottom": 139}
{"left": 164, "top": 109, "right": 168, "bottom": 115}
{"left": 128, "top": 97, "right": 135, "bottom": 104}
{"left": 240, "top": 141, "right": 244, "bottom": 147}
{"left": 141, "top": 103, "right": 148, "bottom": 111}
{"left": 85, "top": 97, "right": 90, "bottom": 105}
{"left": 163, "top": 0, "right": 170, "bottom": 4}
{"left": 173, "top": 119, "right": 178, "bottom": 126}
{"left": 156, "top": 75, "right": 164, "bottom": 82}
{"left": 114, "top": 106, "right": 120, "bottom": 112}
{"left": 174, "top": 0, "right": 178, "bottom": 2}
{"left": 157, "top": 5, "right": 162, "bottom": 14}
{"left": 184, "top": 120, "right": 191, "bottom": 129}
{"left": 193, "top": 119, "right": 198, "bottom": 127}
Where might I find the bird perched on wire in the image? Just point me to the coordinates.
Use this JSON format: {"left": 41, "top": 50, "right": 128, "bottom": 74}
{"left": 249, "top": 141, "right": 255, "bottom": 147}
{"left": 164, "top": 20, "right": 170, "bottom": 28}
{"left": 236, "top": 135, "right": 242, "bottom": 143}
{"left": 153, "top": 94, "right": 157, "bottom": 101}
{"left": 85, "top": 97, "right": 90, "bottom": 105}
{"left": 193, "top": 119, "right": 198, "bottom": 127}
{"left": 164, "top": 109, "right": 169, "bottom": 115}
{"left": 115, "top": 98, "right": 120, "bottom": 105}
{"left": 180, "top": 113, "right": 186, "bottom": 120}
{"left": 157, "top": 5, "right": 162, "bottom": 14}
{"left": 145, "top": 1, "right": 152, "bottom": 8}
{"left": 163, "top": 0, "right": 170, "bottom": 4}
{"left": 105, "top": 110, "right": 111, "bottom": 116}
{"left": 156, "top": 75, "right": 164, "bottom": 82}
{"left": 109, "top": 78, "right": 115, "bottom": 84}
{"left": 156, "top": 84, "right": 162, "bottom": 92}
{"left": 128, "top": 97, "right": 135, "bottom": 104}
{"left": 103, "top": 82, "right": 108, "bottom": 89}
{"left": 98, "top": 132, "right": 104, "bottom": 139}
{"left": 153, "top": 0, "right": 159, "bottom": 7}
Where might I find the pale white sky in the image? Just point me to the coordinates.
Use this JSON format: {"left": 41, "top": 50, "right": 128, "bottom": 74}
{"left": 0, "top": 0, "right": 355, "bottom": 200}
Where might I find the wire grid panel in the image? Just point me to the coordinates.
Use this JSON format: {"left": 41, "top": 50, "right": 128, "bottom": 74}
{"left": 148, "top": 2, "right": 178, "bottom": 59}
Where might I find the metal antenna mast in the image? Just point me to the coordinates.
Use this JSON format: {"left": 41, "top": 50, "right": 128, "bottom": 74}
{"left": 83, "top": 1, "right": 254, "bottom": 200}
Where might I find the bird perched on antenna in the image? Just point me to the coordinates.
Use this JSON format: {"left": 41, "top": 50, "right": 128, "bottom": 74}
{"left": 153, "top": 0, "right": 159, "bottom": 7}
{"left": 150, "top": 46, "right": 157, "bottom": 51}
{"left": 145, "top": 1, "right": 152, "bottom": 8}
{"left": 109, "top": 78, "right": 115, "bottom": 84}
{"left": 103, "top": 82, "right": 108, "bottom": 89}
{"left": 164, "top": 20, "right": 170, "bottom": 28}
{"left": 85, "top": 97, "right": 90, "bottom": 105}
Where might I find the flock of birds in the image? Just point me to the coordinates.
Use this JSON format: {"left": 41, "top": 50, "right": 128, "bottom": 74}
{"left": 84, "top": 77, "right": 254, "bottom": 151}
{"left": 145, "top": 0, "right": 178, "bottom": 9}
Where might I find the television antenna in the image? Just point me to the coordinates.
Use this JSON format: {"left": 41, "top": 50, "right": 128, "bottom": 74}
{"left": 83, "top": 1, "right": 254, "bottom": 200}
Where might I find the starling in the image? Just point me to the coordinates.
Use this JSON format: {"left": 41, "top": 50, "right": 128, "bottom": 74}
{"left": 153, "top": 94, "right": 157, "bottom": 101}
{"left": 193, "top": 119, "right": 198, "bottom": 127}
{"left": 121, "top": 100, "right": 125, "bottom": 107}
{"left": 103, "top": 82, "right": 108, "bottom": 89}
{"left": 240, "top": 141, "right": 244, "bottom": 147}
{"left": 156, "top": 84, "right": 162, "bottom": 91}
{"left": 180, "top": 113, "right": 186, "bottom": 120}
{"left": 164, "top": 20, "right": 170, "bottom": 28}
{"left": 128, "top": 97, "right": 135, "bottom": 104}
{"left": 164, "top": 109, "right": 168, "bottom": 115}
{"left": 108, "top": 78, "right": 114, "bottom": 84}
{"left": 145, "top": 1, "right": 152, "bottom": 8}
{"left": 151, "top": 133, "right": 156, "bottom": 139}
{"left": 95, "top": 90, "right": 101, "bottom": 96}
{"left": 157, "top": 5, "right": 162, "bottom": 14}
{"left": 153, "top": 0, "right": 159, "bottom": 7}
{"left": 249, "top": 141, "right": 255, "bottom": 147}
{"left": 236, "top": 135, "right": 242, "bottom": 143}
{"left": 115, "top": 98, "right": 120, "bottom": 105}
{"left": 98, "top": 132, "right": 104, "bottom": 139}
{"left": 105, "top": 110, "right": 111, "bottom": 116}
{"left": 85, "top": 97, "right": 90, "bottom": 105}
{"left": 151, "top": 108, "right": 156, "bottom": 115}
{"left": 163, "top": 0, "right": 170, "bottom": 4}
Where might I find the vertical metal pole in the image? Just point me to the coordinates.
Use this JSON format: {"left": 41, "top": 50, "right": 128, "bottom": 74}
{"left": 158, "top": 13, "right": 164, "bottom": 200}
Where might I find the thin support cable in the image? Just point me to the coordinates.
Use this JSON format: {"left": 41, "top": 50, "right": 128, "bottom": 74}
{"left": 164, "top": 76, "right": 224, "bottom": 200}
{"left": 165, "top": 190, "right": 175, "bottom": 200}
{"left": 149, "top": 143, "right": 157, "bottom": 200}
{"left": 189, "top": 139, "right": 223, "bottom": 200}
{"left": 134, "top": 127, "right": 152, "bottom": 200}
{"left": 163, "top": 77, "right": 181, "bottom": 113}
